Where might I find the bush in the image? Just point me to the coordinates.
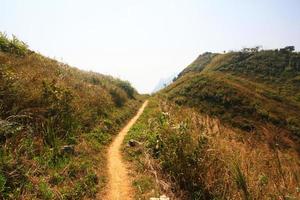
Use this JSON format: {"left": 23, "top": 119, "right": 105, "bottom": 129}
{"left": 0, "top": 64, "right": 23, "bottom": 117}
{"left": 0, "top": 32, "right": 28, "bottom": 56}
{"left": 127, "top": 102, "right": 213, "bottom": 199}
{"left": 40, "top": 81, "right": 77, "bottom": 165}
{"left": 42, "top": 81, "right": 76, "bottom": 140}
{"left": 159, "top": 127, "right": 212, "bottom": 199}
{"left": 118, "top": 81, "right": 135, "bottom": 99}
{"left": 109, "top": 87, "right": 127, "bottom": 107}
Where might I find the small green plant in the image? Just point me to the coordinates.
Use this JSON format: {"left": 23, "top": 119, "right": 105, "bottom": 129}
{"left": 49, "top": 172, "right": 64, "bottom": 185}
{"left": 86, "top": 128, "right": 112, "bottom": 150}
{"left": 0, "top": 172, "right": 6, "bottom": 194}
{"left": 133, "top": 177, "right": 154, "bottom": 194}
{"left": 63, "top": 172, "right": 98, "bottom": 199}
{"left": 0, "top": 120, "right": 23, "bottom": 143}
{"left": 42, "top": 118, "right": 57, "bottom": 147}
{"left": 258, "top": 174, "right": 268, "bottom": 187}
{"left": 38, "top": 182, "right": 54, "bottom": 200}
{"left": 89, "top": 129, "right": 111, "bottom": 144}
{"left": 232, "top": 162, "right": 251, "bottom": 200}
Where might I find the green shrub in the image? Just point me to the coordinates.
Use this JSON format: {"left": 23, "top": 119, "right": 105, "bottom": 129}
{"left": 118, "top": 81, "right": 135, "bottom": 99}
{"left": 0, "top": 120, "right": 23, "bottom": 145}
{"left": 159, "top": 128, "right": 211, "bottom": 199}
{"left": 109, "top": 87, "right": 127, "bottom": 107}
{"left": 0, "top": 64, "right": 23, "bottom": 117}
{"left": 0, "top": 32, "right": 28, "bottom": 56}
{"left": 42, "top": 81, "right": 76, "bottom": 140}
{"left": 136, "top": 106, "right": 212, "bottom": 198}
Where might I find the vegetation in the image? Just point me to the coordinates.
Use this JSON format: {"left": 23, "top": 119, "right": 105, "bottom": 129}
{"left": 124, "top": 48, "right": 300, "bottom": 199}
{"left": 124, "top": 98, "right": 300, "bottom": 199}
{"left": 176, "top": 52, "right": 217, "bottom": 78}
{"left": 0, "top": 33, "right": 141, "bottom": 199}
{"left": 2, "top": 31, "right": 300, "bottom": 200}
{"left": 164, "top": 49, "right": 300, "bottom": 138}
{"left": 0, "top": 33, "right": 29, "bottom": 56}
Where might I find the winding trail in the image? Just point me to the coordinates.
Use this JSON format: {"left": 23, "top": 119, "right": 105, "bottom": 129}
{"left": 104, "top": 100, "right": 148, "bottom": 200}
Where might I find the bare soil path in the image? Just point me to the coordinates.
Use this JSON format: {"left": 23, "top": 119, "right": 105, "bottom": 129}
{"left": 103, "top": 100, "right": 148, "bottom": 200}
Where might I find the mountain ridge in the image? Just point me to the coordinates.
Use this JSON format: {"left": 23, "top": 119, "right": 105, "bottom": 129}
{"left": 123, "top": 46, "right": 300, "bottom": 199}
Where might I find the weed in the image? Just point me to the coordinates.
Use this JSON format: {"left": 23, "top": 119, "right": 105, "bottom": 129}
{"left": 38, "top": 181, "right": 54, "bottom": 200}
{"left": 133, "top": 177, "right": 154, "bottom": 194}
{"left": 0, "top": 172, "right": 6, "bottom": 194}
{"left": 62, "top": 172, "right": 98, "bottom": 199}
{"left": 86, "top": 128, "right": 111, "bottom": 150}
{"left": 232, "top": 162, "right": 251, "bottom": 200}
{"left": 49, "top": 172, "right": 64, "bottom": 185}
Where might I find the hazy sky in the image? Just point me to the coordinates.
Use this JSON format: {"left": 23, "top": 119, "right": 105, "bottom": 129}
{"left": 1, "top": 0, "right": 300, "bottom": 93}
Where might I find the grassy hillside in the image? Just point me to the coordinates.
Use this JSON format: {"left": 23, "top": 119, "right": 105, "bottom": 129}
{"left": 124, "top": 48, "right": 300, "bottom": 199}
{"left": 0, "top": 33, "right": 142, "bottom": 199}
{"left": 177, "top": 52, "right": 218, "bottom": 78}
{"left": 164, "top": 48, "right": 300, "bottom": 142}
{"left": 124, "top": 98, "right": 300, "bottom": 199}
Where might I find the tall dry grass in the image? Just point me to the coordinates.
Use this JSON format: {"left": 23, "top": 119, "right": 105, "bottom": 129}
{"left": 129, "top": 99, "right": 300, "bottom": 199}
{"left": 160, "top": 100, "right": 300, "bottom": 199}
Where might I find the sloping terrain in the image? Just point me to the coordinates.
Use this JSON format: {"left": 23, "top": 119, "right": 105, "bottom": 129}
{"left": 165, "top": 48, "right": 300, "bottom": 143}
{"left": 2, "top": 32, "right": 300, "bottom": 199}
{"left": 124, "top": 48, "right": 300, "bottom": 199}
{"left": 0, "top": 33, "right": 142, "bottom": 199}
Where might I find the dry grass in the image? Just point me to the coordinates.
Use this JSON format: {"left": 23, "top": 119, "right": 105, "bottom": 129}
{"left": 0, "top": 35, "right": 142, "bottom": 199}
{"left": 125, "top": 98, "right": 300, "bottom": 199}
{"left": 161, "top": 100, "right": 300, "bottom": 199}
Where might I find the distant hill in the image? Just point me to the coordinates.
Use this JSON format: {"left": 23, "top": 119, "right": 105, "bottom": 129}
{"left": 152, "top": 73, "right": 177, "bottom": 93}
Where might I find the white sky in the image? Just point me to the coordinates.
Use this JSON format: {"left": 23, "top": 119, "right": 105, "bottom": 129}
{"left": 1, "top": 0, "right": 300, "bottom": 93}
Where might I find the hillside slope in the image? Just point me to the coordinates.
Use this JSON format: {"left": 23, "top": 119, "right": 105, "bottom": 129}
{"left": 123, "top": 48, "right": 300, "bottom": 199}
{"left": 164, "top": 48, "right": 300, "bottom": 143}
{"left": 0, "top": 33, "right": 142, "bottom": 199}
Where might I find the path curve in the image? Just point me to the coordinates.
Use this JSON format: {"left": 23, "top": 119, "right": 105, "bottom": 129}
{"left": 104, "top": 100, "right": 148, "bottom": 200}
